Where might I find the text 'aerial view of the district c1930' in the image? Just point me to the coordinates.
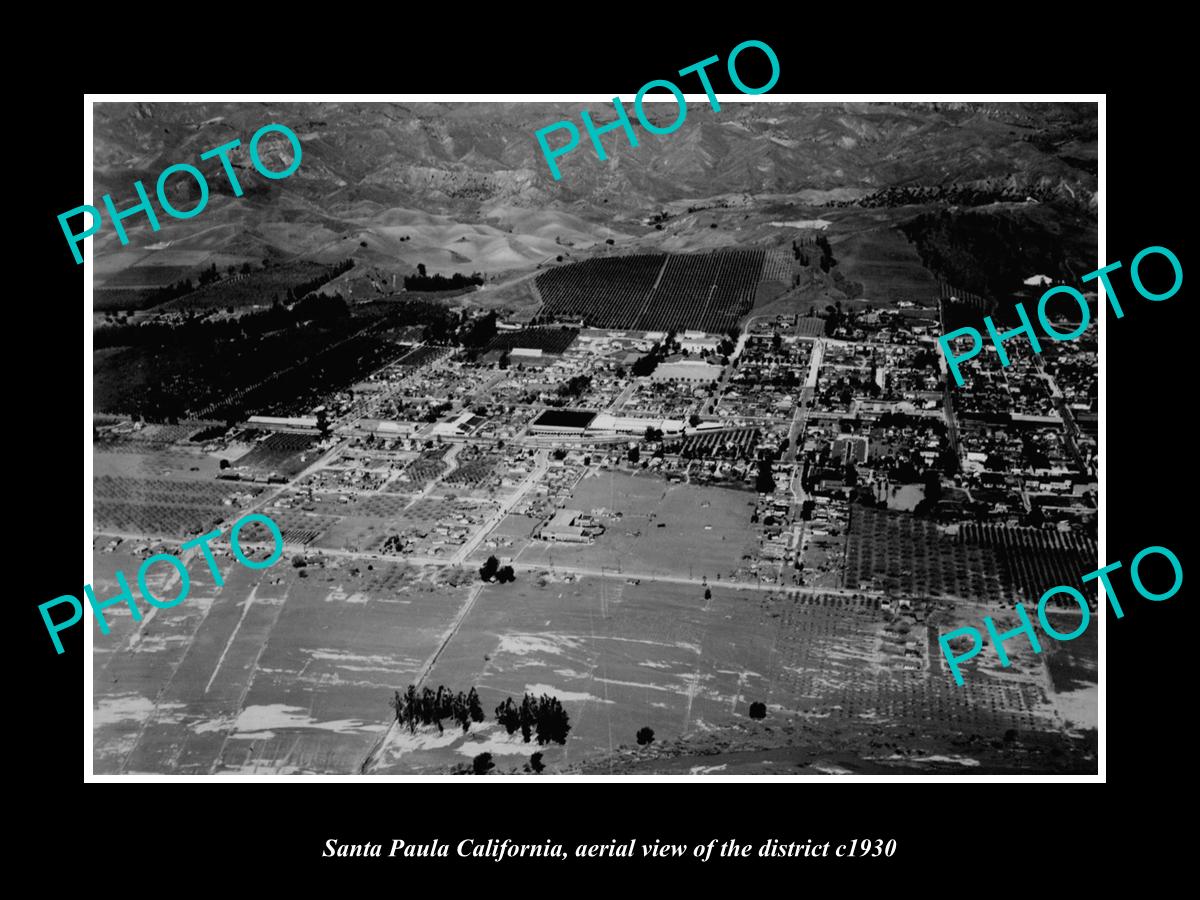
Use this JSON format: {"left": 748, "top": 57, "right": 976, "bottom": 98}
{"left": 90, "top": 100, "right": 1098, "bottom": 777}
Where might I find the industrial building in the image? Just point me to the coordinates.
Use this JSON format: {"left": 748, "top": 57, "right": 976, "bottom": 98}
{"left": 535, "top": 508, "right": 605, "bottom": 543}
{"left": 529, "top": 409, "right": 598, "bottom": 435}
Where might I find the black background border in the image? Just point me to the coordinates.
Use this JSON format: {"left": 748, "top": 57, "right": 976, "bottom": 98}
{"left": 19, "top": 23, "right": 1189, "bottom": 883}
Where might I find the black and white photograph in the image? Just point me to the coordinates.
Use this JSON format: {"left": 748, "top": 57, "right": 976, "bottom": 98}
{"left": 83, "top": 97, "right": 1101, "bottom": 778}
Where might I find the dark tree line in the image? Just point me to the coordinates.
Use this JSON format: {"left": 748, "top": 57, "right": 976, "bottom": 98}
{"left": 285, "top": 258, "right": 354, "bottom": 302}
{"left": 404, "top": 270, "right": 484, "bottom": 292}
{"left": 141, "top": 261, "right": 220, "bottom": 306}
{"left": 390, "top": 685, "right": 486, "bottom": 734}
{"left": 96, "top": 296, "right": 461, "bottom": 352}
{"left": 815, "top": 235, "right": 837, "bottom": 273}
{"left": 495, "top": 694, "right": 572, "bottom": 745}
{"left": 391, "top": 686, "right": 571, "bottom": 748}
{"left": 289, "top": 292, "right": 350, "bottom": 321}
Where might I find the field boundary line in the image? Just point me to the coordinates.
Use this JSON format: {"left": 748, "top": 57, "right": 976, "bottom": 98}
{"left": 359, "top": 580, "right": 486, "bottom": 774}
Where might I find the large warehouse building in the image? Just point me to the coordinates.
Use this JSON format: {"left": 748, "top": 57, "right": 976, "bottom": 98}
{"left": 529, "top": 409, "right": 598, "bottom": 435}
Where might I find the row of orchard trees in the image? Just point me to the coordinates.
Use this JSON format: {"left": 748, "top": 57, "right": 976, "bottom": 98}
{"left": 389, "top": 686, "right": 571, "bottom": 746}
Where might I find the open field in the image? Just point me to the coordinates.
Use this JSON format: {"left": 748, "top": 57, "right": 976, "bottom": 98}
{"left": 828, "top": 219, "right": 941, "bottom": 307}
{"left": 91, "top": 472, "right": 1095, "bottom": 776}
{"left": 365, "top": 577, "right": 1094, "bottom": 774}
{"left": 506, "top": 471, "right": 761, "bottom": 581}
{"left": 371, "top": 576, "right": 770, "bottom": 773}
{"left": 92, "top": 549, "right": 470, "bottom": 775}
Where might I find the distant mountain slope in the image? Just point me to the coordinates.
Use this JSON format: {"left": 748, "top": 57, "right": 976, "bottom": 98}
{"left": 89, "top": 101, "right": 1096, "bottom": 295}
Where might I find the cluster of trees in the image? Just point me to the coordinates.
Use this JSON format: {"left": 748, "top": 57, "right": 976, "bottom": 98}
{"left": 421, "top": 401, "right": 453, "bottom": 423}
{"left": 196, "top": 262, "right": 222, "bottom": 287}
{"left": 96, "top": 295, "right": 464, "bottom": 423}
{"left": 823, "top": 302, "right": 844, "bottom": 338}
{"left": 630, "top": 349, "right": 660, "bottom": 377}
{"left": 469, "top": 750, "right": 546, "bottom": 776}
{"left": 480, "top": 555, "right": 515, "bottom": 584}
{"left": 404, "top": 266, "right": 484, "bottom": 292}
{"left": 285, "top": 258, "right": 354, "bottom": 302}
{"left": 524, "top": 752, "right": 546, "bottom": 773}
{"left": 141, "top": 261, "right": 223, "bottom": 306}
{"left": 389, "top": 685, "right": 486, "bottom": 734}
{"left": 815, "top": 235, "right": 836, "bottom": 273}
{"left": 141, "top": 259, "right": 350, "bottom": 312}
{"left": 912, "top": 467, "right": 945, "bottom": 517}
{"left": 458, "top": 311, "right": 498, "bottom": 349}
{"left": 472, "top": 752, "right": 495, "bottom": 775}
{"left": 631, "top": 335, "right": 674, "bottom": 377}
{"left": 289, "top": 292, "right": 350, "bottom": 322}
{"left": 495, "top": 694, "right": 572, "bottom": 745}
{"left": 142, "top": 277, "right": 200, "bottom": 306}
{"left": 556, "top": 374, "right": 591, "bottom": 398}
{"left": 756, "top": 458, "right": 777, "bottom": 494}
{"left": 391, "top": 685, "right": 573, "bottom": 749}
{"left": 96, "top": 291, "right": 376, "bottom": 351}
{"left": 877, "top": 411, "right": 946, "bottom": 433}
{"left": 737, "top": 368, "right": 802, "bottom": 389}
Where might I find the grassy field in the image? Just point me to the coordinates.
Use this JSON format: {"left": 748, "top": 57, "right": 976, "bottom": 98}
{"left": 90, "top": 460, "right": 1094, "bottom": 775}
{"left": 92, "top": 544, "right": 1095, "bottom": 774}
{"left": 831, "top": 220, "right": 941, "bottom": 307}
{"left": 373, "top": 576, "right": 773, "bottom": 773}
{"left": 506, "top": 471, "right": 761, "bottom": 581}
{"left": 92, "top": 550, "right": 470, "bottom": 775}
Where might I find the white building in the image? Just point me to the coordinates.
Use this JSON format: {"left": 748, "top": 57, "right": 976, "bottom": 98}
{"left": 680, "top": 332, "right": 720, "bottom": 354}
{"left": 588, "top": 414, "right": 685, "bottom": 436}
{"left": 247, "top": 415, "right": 319, "bottom": 432}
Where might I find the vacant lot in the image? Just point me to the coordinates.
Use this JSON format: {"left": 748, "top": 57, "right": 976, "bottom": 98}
{"left": 514, "top": 471, "right": 760, "bottom": 581}
{"left": 93, "top": 550, "right": 470, "bottom": 775}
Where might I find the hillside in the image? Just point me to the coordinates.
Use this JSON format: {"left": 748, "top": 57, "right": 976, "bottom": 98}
{"left": 90, "top": 101, "right": 1097, "bottom": 316}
